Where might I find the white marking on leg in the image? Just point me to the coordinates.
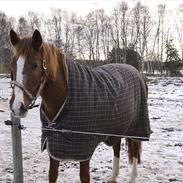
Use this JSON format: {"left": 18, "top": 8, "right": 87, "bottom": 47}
{"left": 12, "top": 56, "right": 25, "bottom": 116}
{"left": 109, "top": 156, "right": 120, "bottom": 182}
{"left": 129, "top": 157, "right": 138, "bottom": 183}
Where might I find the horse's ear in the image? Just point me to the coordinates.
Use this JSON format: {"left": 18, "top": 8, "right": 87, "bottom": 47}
{"left": 32, "top": 29, "right": 42, "bottom": 51}
{"left": 10, "top": 29, "right": 20, "bottom": 46}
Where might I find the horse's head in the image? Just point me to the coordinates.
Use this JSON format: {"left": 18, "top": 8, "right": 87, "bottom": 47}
{"left": 9, "top": 29, "right": 45, "bottom": 118}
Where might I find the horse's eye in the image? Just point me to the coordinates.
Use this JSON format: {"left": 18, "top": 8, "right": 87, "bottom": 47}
{"left": 31, "top": 63, "right": 38, "bottom": 70}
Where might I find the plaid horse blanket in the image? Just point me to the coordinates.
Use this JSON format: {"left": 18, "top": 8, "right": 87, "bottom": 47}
{"left": 41, "top": 59, "right": 151, "bottom": 161}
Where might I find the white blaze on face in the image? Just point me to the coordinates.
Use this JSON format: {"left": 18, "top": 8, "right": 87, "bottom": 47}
{"left": 12, "top": 56, "right": 25, "bottom": 116}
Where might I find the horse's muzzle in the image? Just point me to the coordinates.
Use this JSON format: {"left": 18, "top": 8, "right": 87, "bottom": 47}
{"left": 10, "top": 102, "right": 28, "bottom": 118}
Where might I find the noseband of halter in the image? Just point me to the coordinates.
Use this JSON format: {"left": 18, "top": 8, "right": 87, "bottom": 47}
{"left": 10, "top": 59, "right": 47, "bottom": 109}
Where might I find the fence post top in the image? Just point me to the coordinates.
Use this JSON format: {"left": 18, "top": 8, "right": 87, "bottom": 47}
{"left": 11, "top": 113, "right": 21, "bottom": 124}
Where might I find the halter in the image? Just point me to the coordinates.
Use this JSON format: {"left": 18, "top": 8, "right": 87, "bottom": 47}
{"left": 10, "top": 60, "right": 47, "bottom": 109}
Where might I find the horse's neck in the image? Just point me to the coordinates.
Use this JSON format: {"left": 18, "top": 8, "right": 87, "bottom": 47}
{"left": 41, "top": 55, "right": 67, "bottom": 122}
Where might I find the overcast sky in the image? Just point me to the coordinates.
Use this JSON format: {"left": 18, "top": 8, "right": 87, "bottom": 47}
{"left": 0, "top": 0, "right": 183, "bottom": 19}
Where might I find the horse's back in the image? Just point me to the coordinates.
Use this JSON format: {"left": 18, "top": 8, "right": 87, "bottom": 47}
{"left": 95, "top": 63, "right": 144, "bottom": 85}
{"left": 93, "top": 63, "right": 147, "bottom": 98}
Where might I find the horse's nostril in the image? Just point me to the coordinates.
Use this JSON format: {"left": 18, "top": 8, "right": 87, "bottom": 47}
{"left": 20, "top": 103, "right": 28, "bottom": 114}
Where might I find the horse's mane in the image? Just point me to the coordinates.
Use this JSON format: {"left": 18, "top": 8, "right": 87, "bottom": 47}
{"left": 41, "top": 42, "right": 59, "bottom": 81}
{"left": 13, "top": 36, "right": 61, "bottom": 81}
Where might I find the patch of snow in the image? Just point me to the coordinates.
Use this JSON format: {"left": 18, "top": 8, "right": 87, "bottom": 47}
{"left": 0, "top": 76, "right": 183, "bottom": 182}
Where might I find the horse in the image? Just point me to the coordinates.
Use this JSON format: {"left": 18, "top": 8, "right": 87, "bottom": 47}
{"left": 9, "top": 29, "right": 150, "bottom": 183}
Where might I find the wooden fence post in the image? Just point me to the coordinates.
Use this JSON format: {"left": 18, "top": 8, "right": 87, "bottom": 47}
{"left": 11, "top": 114, "right": 24, "bottom": 183}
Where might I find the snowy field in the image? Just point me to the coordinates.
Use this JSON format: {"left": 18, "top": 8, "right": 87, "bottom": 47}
{"left": 0, "top": 76, "right": 183, "bottom": 183}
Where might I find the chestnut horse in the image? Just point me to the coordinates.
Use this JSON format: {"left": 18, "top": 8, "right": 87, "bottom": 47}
{"left": 9, "top": 29, "right": 149, "bottom": 183}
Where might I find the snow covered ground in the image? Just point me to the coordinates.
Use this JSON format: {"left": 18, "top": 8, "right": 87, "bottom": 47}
{"left": 0, "top": 76, "right": 183, "bottom": 183}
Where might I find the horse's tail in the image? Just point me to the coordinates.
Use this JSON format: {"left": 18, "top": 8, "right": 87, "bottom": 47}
{"left": 126, "top": 138, "right": 142, "bottom": 164}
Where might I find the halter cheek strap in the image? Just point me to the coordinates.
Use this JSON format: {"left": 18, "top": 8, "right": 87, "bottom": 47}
{"left": 10, "top": 78, "right": 45, "bottom": 109}
{"left": 10, "top": 80, "right": 35, "bottom": 101}
{"left": 10, "top": 59, "right": 47, "bottom": 109}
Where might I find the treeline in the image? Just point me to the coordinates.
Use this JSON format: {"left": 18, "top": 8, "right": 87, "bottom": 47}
{"left": 0, "top": 1, "right": 183, "bottom": 75}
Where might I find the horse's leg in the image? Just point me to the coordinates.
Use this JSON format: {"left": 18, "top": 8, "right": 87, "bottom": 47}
{"left": 49, "top": 156, "right": 60, "bottom": 183}
{"left": 108, "top": 139, "right": 121, "bottom": 183}
{"left": 80, "top": 160, "right": 90, "bottom": 183}
{"left": 126, "top": 139, "right": 142, "bottom": 183}
{"left": 129, "top": 157, "right": 138, "bottom": 183}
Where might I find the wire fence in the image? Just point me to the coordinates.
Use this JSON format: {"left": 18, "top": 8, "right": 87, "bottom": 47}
{"left": 2, "top": 119, "right": 183, "bottom": 160}
{"left": 1, "top": 78, "right": 183, "bottom": 182}
{"left": 24, "top": 125, "right": 183, "bottom": 143}
{"left": 3, "top": 124, "right": 183, "bottom": 155}
{"left": 1, "top": 123, "right": 183, "bottom": 183}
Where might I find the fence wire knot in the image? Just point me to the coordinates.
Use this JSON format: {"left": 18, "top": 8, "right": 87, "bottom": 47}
{"left": 19, "top": 125, "right": 26, "bottom": 130}
{"left": 4, "top": 120, "right": 26, "bottom": 130}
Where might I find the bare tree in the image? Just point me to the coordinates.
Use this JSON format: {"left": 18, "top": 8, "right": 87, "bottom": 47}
{"left": 62, "top": 11, "right": 70, "bottom": 54}
{"left": 130, "top": 2, "right": 142, "bottom": 48}
{"left": 0, "top": 11, "right": 11, "bottom": 72}
{"left": 97, "top": 9, "right": 111, "bottom": 61}
{"left": 70, "top": 13, "right": 77, "bottom": 57}
{"left": 46, "top": 8, "right": 63, "bottom": 48}
{"left": 0, "top": 12, "right": 10, "bottom": 48}
{"left": 175, "top": 4, "right": 183, "bottom": 60}
{"left": 157, "top": 4, "right": 166, "bottom": 74}
{"left": 62, "top": 11, "right": 77, "bottom": 58}
{"left": 94, "top": 10, "right": 100, "bottom": 61}
{"left": 111, "top": 8, "right": 120, "bottom": 49}
{"left": 149, "top": 4, "right": 166, "bottom": 75}
{"left": 139, "top": 6, "right": 152, "bottom": 72}
{"left": 110, "top": 8, "right": 122, "bottom": 63}
{"left": 75, "top": 18, "right": 86, "bottom": 60}
{"left": 119, "top": 1, "right": 128, "bottom": 48}
{"left": 26, "top": 11, "right": 41, "bottom": 32}
{"left": 17, "top": 16, "right": 30, "bottom": 35}
{"left": 83, "top": 11, "right": 97, "bottom": 61}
